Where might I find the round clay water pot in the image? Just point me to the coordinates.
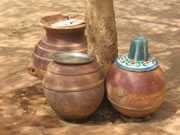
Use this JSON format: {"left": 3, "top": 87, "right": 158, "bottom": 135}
{"left": 106, "top": 36, "right": 166, "bottom": 118}
{"left": 28, "top": 13, "right": 87, "bottom": 79}
{"left": 43, "top": 52, "right": 104, "bottom": 120}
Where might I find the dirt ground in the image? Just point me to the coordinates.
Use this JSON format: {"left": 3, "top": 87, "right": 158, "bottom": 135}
{"left": 0, "top": 0, "right": 180, "bottom": 134}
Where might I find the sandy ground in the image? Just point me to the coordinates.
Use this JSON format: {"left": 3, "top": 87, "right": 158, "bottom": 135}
{"left": 0, "top": 0, "right": 180, "bottom": 134}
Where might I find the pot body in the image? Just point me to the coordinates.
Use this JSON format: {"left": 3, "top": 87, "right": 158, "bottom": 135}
{"left": 106, "top": 64, "right": 166, "bottom": 117}
{"left": 43, "top": 61, "right": 104, "bottom": 120}
{"left": 28, "top": 14, "right": 86, "bottom": 79}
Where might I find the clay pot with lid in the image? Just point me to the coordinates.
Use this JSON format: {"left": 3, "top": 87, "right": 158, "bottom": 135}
{"left": 106, "top": 36, "right": 166, "bottom": 117}
{"left": 28, "top": 14, "right": 87, "bottom": 79}
{"left": 43, "top": 52, "right": 104, "bottom": 120}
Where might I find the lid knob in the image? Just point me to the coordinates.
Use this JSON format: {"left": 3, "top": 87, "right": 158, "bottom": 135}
{"left": 128, "top": 36, "right": 149, "bottom": 61}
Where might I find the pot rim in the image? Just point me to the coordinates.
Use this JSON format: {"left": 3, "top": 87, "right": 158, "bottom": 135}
{"left": 40, "top": 13, "right": 85, "bottom": 30}
{"left": 52, "top": 52, "right": 94, "bottom": 65}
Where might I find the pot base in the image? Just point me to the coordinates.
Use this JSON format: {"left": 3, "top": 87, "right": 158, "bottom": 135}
{"left": 108, "top": 97, "right": 162, "bottom": 118}
{"left": 44, "top": 86, "right": 104, "bottom": 120}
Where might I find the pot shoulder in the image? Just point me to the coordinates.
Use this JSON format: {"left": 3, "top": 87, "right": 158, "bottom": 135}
{"left": 107, "top": 64, "right": 166, "bottom": 95}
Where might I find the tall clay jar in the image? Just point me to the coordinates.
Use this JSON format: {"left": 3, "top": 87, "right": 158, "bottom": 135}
{"left": 43, "top": 52, "right": 104, "bottom": 120}
{"left": 106, "top": 36, "right": 166, "bottom": 118}
{"left": 28, "top": 14, "right": 86, "bottom": 79}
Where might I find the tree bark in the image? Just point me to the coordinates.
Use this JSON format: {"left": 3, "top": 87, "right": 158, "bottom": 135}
{"left": 86, "top": 0, "right": 118, "bottom": 74}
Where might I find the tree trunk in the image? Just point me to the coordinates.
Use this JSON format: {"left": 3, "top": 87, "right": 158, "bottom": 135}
{"left": 86, "top": 0, "right": 118, "bottom": 74}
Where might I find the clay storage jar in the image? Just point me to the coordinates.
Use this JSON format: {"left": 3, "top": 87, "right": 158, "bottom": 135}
{"left": 43, "top": 52, "right": 104, "bottom": 120}
{"left": 28, "top": 14, "right": 86, "bottom": 79}
{"left": 106, "top": 36, "right": 166, "bottom": 118}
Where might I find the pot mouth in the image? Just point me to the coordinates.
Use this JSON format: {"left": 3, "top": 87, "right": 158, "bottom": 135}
{"left": 40, "top": 13, "right": 85, "bottom": 30}
{"left": 52, "top": 52, "right": 94, "bottom": 65}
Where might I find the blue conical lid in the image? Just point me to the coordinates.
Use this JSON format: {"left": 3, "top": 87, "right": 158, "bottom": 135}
{"left": 115, "top": 36, "right": 159, "bottom": 72}
{"left": 128, "top": 36, "right": 149, "bottom": 61}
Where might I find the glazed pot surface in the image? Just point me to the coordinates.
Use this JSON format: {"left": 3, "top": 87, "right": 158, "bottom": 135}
{"left": 107, "top": 64, "right": 166, "bottom": 117}
{"left": 28, "top": 14, "right": 87, "bottom": 79}
{"left": 43, "top": 53, "right": 104, "bottom": 120}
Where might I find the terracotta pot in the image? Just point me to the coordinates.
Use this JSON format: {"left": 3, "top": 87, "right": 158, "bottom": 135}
{"left": 28, "top": 14, "right": 87, "bottom": 79}
{"left": 106, "top": 36, "right": 166, "bottom": 117}
{"left": 43, "top": 52, "right": 104, "bottom": 120}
